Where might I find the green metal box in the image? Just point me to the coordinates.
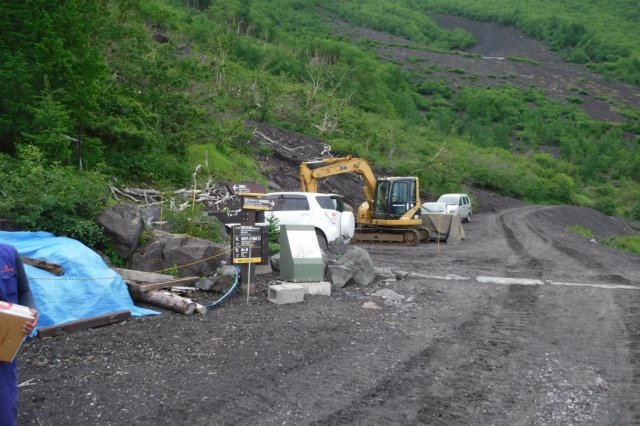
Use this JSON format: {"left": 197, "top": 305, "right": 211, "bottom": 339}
{"left": 279, "top": 224, "right": 325, "bottom": 282}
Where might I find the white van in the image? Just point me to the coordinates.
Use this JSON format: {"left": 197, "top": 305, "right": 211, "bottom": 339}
{"left": 436, "top": 193, "right": 472, "bottom": 222}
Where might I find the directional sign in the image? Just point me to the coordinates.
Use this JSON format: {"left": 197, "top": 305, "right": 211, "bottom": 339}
{"left": 231, "top": 225, "right": 268, "bottom": 264}
{"left": 208, "top": 210, "right": 243, "bottom": 224}
{"left": 229, "top": 182, "right": 265, "bottom": 196}
{"left": 242, "top": 196, "right": 275, "bottom": 211}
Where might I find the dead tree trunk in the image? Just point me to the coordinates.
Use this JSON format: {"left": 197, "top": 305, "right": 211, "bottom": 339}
{"left": 131, "top": 290, "right": 206, "bottom": 315}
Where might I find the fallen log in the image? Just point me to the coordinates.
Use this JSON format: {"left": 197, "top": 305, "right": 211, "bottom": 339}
{"left": 37, "top": 310, "right": 131, "bottom": 338}
{"left": 131, "top": 290, "right": 206, "bottom": 315}
{"left": 22, "top": 257, "right": 64, "bottom": 276}
{"left": 170, "top": 286, "right": 196, "bottom": 297}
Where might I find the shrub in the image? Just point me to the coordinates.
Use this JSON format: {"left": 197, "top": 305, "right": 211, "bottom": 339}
{"left": 267, "top": 215, "right": 280, "bottom": 255}
{"left": 0, "top": 146, "right": 109, "bottom": 248}
{"left": 567, "top": 224, "right": 593, "bottom": 238}
{"left": 604, "top": 235, "right": 640, "bottom": 255}
{"left": 162, "top": 203, "right": 224, "bottom": 242}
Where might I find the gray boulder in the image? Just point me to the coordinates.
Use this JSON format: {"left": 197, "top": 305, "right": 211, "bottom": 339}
{"left": 270, "top": 252, "right": 280, "bottom": 271}
{"left": 139, "top": 205, "right": 162, "bottom": 229}
{"left": 211, "top": 265, "right": 240, "bottom": 293}
{"left": 375, "top": 267, "right": 398, "bottom": 282}
{"left": 332, "top": 245, "right": 376, "bottom": 286}
{"left": 326, "top": 264, "right": 353, "bottom": 288}
{"left": 196, "top": 277, "right": 215, "bottom": 291}
{"left": 131, "top": 231, "right": 228, "bottom": 277}
{"left": 97, "top": 204, "right": 143, "bottom": 260}
{"left": 327, "top": 237, "right": 349, "bottom": 255}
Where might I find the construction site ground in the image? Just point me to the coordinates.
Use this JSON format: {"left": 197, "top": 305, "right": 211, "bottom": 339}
{"left": 18, "top": 201, "right": 640, "bottom": 425}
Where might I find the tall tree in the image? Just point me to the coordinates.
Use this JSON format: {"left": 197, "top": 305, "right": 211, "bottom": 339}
{"left": 0, "top": 0, "right": 107, "bottom": 154}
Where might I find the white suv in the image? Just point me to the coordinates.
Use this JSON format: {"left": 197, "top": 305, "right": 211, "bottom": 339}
{"left": 436, "top": 193, "right": 472, "bottom": 222}
{"left": 264, "top": 192, "right": 355, "bottom": 246}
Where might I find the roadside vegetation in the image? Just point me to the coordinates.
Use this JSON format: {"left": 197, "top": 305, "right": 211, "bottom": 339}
{"left": 0, "top": 0, "right": 637, "bottom": 249}
{"left": 569, "top": 225, "right": 640, "bottom": 255}
{"left": 604, "top": 235, "right": 640, "bottom": 256}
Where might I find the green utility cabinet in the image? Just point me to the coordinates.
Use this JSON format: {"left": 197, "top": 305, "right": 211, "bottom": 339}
{"left": 279, "top": 225, "right": 324, "bottom": 282}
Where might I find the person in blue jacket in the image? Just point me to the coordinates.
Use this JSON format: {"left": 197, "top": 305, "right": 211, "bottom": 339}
{"left": 0, "top": 243, "right": 38, "bottom": 426}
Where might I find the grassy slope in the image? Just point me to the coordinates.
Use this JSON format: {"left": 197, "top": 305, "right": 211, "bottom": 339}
{"left": 174, "top": 0, "right": 638, "bottom": 218}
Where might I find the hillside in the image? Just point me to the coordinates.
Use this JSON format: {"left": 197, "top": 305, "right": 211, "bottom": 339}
{"left": 0, "top": 0, "right": 638, "bottom": 250}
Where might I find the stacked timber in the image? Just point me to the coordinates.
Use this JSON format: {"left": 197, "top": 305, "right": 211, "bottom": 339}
{"left": 114, "top": 268, "right": 206, "bottom": 315}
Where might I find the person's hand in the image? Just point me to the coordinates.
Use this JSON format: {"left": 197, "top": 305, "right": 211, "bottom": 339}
{"left": 22, "top": 308, "right": 38, "bottom": 335}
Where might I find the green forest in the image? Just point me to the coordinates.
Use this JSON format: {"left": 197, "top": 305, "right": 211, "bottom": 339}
{"left": 0, "top": 0, "right": 638, "bottom": 250}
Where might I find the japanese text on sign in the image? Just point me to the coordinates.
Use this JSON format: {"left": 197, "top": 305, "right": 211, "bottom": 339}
{"left": 229, "top": 182, "right": 265, "bottom": 196}
{"left": 242, "top": 196, "right": 275, "bottom": 211}
{"left": 231, "top": 225, "right": 266, "bottom": 264}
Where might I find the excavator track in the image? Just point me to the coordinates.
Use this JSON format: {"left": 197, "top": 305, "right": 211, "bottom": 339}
{"left": 352, "top": 227, "right": 430, "bottom": 246}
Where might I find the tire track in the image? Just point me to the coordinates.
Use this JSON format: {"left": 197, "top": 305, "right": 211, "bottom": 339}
{"left": 313, "top": 284, "right": 544, "bottom": 425}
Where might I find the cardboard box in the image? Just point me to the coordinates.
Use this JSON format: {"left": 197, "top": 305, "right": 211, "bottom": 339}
{"left": 0, "top": 301, "right": 34, "bottom": 362}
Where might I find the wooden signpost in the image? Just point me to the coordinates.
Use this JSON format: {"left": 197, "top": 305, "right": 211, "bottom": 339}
{"left": 228, "top": 182, "right": 270, "bottom": 299}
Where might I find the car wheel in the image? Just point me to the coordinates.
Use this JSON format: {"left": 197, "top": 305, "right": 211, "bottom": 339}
{"left": 315, "top": 229, "right": 328, "bottom": 251}
{"left": 465, "top": 212, "right": 471, "bottom": 223}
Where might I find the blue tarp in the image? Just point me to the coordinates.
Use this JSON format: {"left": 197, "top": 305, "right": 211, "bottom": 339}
{"left": 0, "top": 231, "right": 159, "bottom": 333}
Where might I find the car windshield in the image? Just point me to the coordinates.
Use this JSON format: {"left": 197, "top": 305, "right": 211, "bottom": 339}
{"left": 422, "top": 203, "right": 446, "bottom": 212}
{"left": 438, "top": 196, "right": 459, "bottom": 205}
{"left": 266, "top": 194, "right": 310, "bottom": 211}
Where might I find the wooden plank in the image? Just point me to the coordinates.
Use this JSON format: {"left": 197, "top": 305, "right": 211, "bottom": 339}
{"left": 37, "top": 310, "right": 131, "bottom": 338}
{"left": 129, "top": 276, "right": 200, "bottom": 293}
{"left": 112, "top": 267, "right": 175, "bottom": 283}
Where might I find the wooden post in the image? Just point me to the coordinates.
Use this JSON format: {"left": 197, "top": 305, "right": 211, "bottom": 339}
{"left": 241, "top": 203, "right": 256, "bottom": 296}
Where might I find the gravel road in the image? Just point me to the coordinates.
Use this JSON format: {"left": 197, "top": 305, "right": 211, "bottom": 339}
{"left": 17, "top": 204, "right": 640, "bottom": 425}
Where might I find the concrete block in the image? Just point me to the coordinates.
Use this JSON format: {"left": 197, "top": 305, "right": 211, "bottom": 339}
{"left": 268, "top": 283, "right": 305, "bottom": 305}
{"left": 255, "top": 263, "right": 273, "bottom": 275}
{"left": 298, "top": 281, "right": 331, "bottom": 296}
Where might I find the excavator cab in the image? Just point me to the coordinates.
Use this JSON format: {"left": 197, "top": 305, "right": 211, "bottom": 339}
{"left": 372, "top": 177, "right": 418, "bottom": 220}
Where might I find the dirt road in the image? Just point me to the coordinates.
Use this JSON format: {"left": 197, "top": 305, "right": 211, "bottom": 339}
{"left": 18, "top": 205, "right": 640, "bottom": 425}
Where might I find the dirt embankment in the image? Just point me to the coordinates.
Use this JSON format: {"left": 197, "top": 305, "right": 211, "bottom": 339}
{"left": 330, "top": 15, "right": 640, "bottom": 125}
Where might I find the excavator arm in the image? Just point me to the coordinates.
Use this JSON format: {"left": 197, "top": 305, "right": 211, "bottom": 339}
{"left": 300, "top": 156, "right": 377, "bottom": 206}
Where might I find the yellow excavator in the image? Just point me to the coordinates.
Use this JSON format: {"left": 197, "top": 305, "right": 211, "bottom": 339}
{"left": 300, "top": 156, "right": 429, "bottom": 245}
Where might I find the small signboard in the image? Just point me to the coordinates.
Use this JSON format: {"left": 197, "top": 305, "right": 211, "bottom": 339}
{"left": 242, "top": 196, "right": 275, "bottom": 211}
{"left": 231, "top": 225, "right": 268, "bottom": 264}
{"left": 229, "top": 182, "right": 266, "bottom": 196}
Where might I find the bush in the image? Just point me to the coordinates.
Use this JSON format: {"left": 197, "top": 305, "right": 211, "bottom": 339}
{"left": 267, "top": 216, "right": 280, "bottom": 255}
{"left": 567, "top": 224, "right": 593, "bottom": 238}
{"left": 604, "top": 235, "right": 640, "bottom": 255}
{"left": 0, "top": 146, "right": 109, "bottom": 248}
{"left": 162, "top": 203, "right": 224, "bottom": 242}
